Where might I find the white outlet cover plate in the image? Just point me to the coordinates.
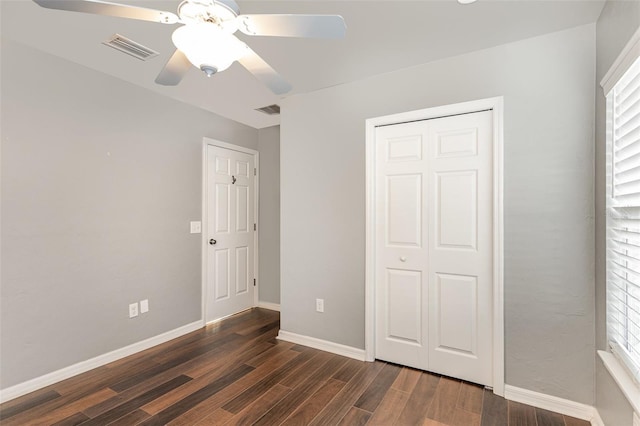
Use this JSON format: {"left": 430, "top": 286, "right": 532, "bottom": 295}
{"left": 129, "top": 302, "right": 139, "bottom": 318}
{"left": 140, "top": 299, "right": 149, "bottom": 313}
{"left": 190, "top": 221, "right": 202, "bottom": 234}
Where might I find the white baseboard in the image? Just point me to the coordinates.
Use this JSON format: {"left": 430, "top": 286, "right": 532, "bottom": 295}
{"left": 0, "top": 320, "right": 203, "bottom": 404}
{"left": 277, "top": 330, "right": 366, "bottom": 361}
{"left": 504, "top": 385, "right": 598, "bottom": 423}
{"left": 591, "top": 408, "right": 605, "bottom": 426}
{"left": 257, "top": 301, "right": 280, "bottom": 312}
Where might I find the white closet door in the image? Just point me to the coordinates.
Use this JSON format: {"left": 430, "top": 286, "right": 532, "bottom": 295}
{"left": 375, "top": 110, "right": 493, "bottom": 386}
{"left": 374, "top": 121, "right": 430, "bottom": 370}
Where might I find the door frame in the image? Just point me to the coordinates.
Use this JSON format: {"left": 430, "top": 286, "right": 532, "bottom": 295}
{"left": 364, "top": 96, "right": 505, "bottom": 396}
{"left": 201, "top": 137, "right": 260, "bottom": 325}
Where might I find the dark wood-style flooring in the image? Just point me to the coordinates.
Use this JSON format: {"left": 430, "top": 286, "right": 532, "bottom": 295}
{"left": 0, "top": 308, "right": 590, "bottom": 426}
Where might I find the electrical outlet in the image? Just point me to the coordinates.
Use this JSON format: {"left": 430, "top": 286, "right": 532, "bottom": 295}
{"left": 316, "top": 298, "right": 324, "bottom": 313}
{"left": 140, "top": 299, "right": 149, "bottom": 314}
{"left": 190, "top": 221, "right": 202, "bottom": 234}
{"left": 129, "top": 302, "right": 139, "bottom": 318}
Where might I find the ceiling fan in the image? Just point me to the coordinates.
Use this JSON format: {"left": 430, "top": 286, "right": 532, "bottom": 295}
{"left": 32, "top": 0, "right": 347, "bottom": 94}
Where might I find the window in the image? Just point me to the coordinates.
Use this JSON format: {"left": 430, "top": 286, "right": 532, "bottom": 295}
{"left": 606, "top": 54, "right": 640, "bottom": 384}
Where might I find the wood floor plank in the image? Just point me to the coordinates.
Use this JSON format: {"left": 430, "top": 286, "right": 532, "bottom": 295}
{"left": 281, "top": 378, "right": 346, "bottom": 426}
{"left": 450, "top": 408, "right": 481, "bottom": 426}
{"left": 138, "top": 365, "right": 255, "bottom": 425}
{"left": 142, "top": 346, "right": 297, "bottom": 416}
{"left": 536, "top": 407, "right": 566, "bottom": 426}
{"left": 391, "top": 366, "right": 422, "bottom": 394}
{"left": 332, "top": 358, "right": 366, "bottom": 383}
{"left": 81, "top": 368, "right": 190, "bottom": 418}
{"left": 107, "top": 409, "right": 150, "bottom": 425}
{"left": 423, "top": 419, "right": 448, "bottom": 426}
{"left": 223, "top": 384, "right": 291, "bottom": 426}
{"left": 456, "top": 381, "right": 484, "bottom": 414}
{"left": 27, "top": 388, "right": 116, "bottom": 426}
{"left": 251, "top": 355, "right": 349, "bottom": 426}
{"left": 480, "top": 389, "right": 508, "bottom": 426}
{"left": 220, "top": 350, "right": 316, "bottom": 414}
{"left": 354, "top": 362, "right": 402, "bottom": 413}
{"left": 337, "top": 406, "right": 371, "bottom": 426}
{"left": 563, "top": 415, "right": 592, "bottom": 426}
{"left": 244, "top": 341, "right": 295, "bottom": 368}
{"left": 111, "top": 332, "right": 247, "bottom": 393}
{"left": 81, "top": 375, "right": 192, "bottom": 426}
{"left": 51, "top": 412, "right": 89, "bottom": 426}
{"left": 508, "top": 401, "right": 538, "bottom": 426}
{"left": 367, "top": 387, "right": 410, "bottom": 426}
{"left": 426, "top": 376, "right": 461, "bottom": 424}
{"left": 395, "top": 372, "right": 440, "bottom": 425}
{"left": 164, "top": 352, "right": 305, "bottom": 425}
{"left": 0, "top": 389, "right": 61, "bottom": 421}
{"left": 52, "top": 365, "right": 133, "bottom": 396}
{"left": 309, "top": 361, "right": 384, "bottom": 425}
{"left": 183, "top": 339, "right": 275, "bottom": 379}
{"left": 195, "top": 408, "right": 235, "bottom": 426}
{"left": 277, "top": 351, "right": 334, "bottom": 389}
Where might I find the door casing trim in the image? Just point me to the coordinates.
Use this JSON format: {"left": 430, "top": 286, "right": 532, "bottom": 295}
{"left": 364, "top": 96, "right": 504, "bottom": 396}
{"left": 201, "top": 138, "right": 260, "bottom": 325}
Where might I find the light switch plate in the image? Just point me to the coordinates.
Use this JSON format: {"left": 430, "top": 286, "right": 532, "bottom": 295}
{"left": 190, "top": 221, "right": 202, "bottom": 234}
{"left": 140, "top": 299, "right": 149, "bottom": 314}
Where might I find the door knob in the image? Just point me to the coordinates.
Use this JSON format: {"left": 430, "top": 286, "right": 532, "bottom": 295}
{"left": 209, "top": 239, "right": 217, "bottom": 245}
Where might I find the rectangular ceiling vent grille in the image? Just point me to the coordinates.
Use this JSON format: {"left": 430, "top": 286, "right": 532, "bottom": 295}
{"left": 255, "top": 104, "right": 281, "bottom": 115}
{"left": 103, "top": 34, "right": 159, "bottom": 61}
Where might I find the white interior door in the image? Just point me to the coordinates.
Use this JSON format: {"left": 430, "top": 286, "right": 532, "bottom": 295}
{"left": 375, "top": 110, "right": 494, "bottom": 386}
{"left": 206, "top": 145, "right": 255, "bottom": 322}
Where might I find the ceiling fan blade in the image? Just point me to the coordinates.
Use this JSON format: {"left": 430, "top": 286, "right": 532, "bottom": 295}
{"left": 155, "top": 50, "right": 192, "bottom": 86}
{"left": 32, "top": 0, "right": 179, "bottom": 24}
{"left": 237, "top": 14, "right": 346, "bottom": 38}
{"left": 238, "top": 48, "right": 292, "bottom": 95}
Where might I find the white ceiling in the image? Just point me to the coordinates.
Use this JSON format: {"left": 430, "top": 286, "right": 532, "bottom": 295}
{"left": 2, "top": 0, "right": 605, "bottom": 129}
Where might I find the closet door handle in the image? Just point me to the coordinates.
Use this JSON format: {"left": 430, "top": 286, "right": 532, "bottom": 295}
{"left": 209, "top": 239, "right": 217, "bottom": 245}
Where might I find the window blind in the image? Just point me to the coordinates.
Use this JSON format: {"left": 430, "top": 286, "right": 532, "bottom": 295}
{"left": 607, "top": 55, "right": 640, "bottom": 383}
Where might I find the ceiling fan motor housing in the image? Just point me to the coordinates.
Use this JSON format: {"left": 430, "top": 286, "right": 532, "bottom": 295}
{"left": 200, "top": 65, "right": 218, "bottom": 77}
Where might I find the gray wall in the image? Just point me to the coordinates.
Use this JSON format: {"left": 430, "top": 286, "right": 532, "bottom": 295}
{"left": 595, "top": 1, "right": 639, "bottom": 424}
{"left": 258, "top": 126, "right": 280, "bottom": 305}
{"left": 280, "top": 24, "right": 596, "bottom": 404}
{"left": 0, "top": 40, "right": 259, "bottom": 389}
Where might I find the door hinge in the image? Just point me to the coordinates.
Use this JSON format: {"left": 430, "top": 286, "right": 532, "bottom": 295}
{"left": 254, "top": 168, "right": 257, "bottom": 176}
{"left": 253, "top": 278, "right": 256, "bottom": 286}
{"left": 254, "top": 223, "right": 257, "bottom": 231}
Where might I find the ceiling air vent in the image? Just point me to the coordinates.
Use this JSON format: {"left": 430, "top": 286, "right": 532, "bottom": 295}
{"left": 103, "top": 34, "right": 159, "bottom": 61}
{"left": 255, "top": 104, "right": 281, "bottom": 115}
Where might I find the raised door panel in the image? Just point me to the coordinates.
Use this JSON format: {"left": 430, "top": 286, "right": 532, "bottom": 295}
{"left": 436, "top": 171, "right": 478, "bottom": 250}
{"left": 387, "top": 175, "right": 422, "bottom": 247}
{"left": 236, "top": 246, "right": 249, "bottom": 295}
{"left": 386, "top": 269, "right": 423, "bottom": 344}
{"left": 433, "top": 273, "right": 478, "bottom": 356}
{"left": 214, "top": 249, "right": 230, "bottom": 301}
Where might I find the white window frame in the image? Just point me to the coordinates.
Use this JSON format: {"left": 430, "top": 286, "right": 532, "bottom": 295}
{"left": 600, "top": 26, "right": 640, "bottom": 416}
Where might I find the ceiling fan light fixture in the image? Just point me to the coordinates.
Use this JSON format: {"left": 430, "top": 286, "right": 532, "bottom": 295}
{"left": 172, "top": 24, "right": 248, "bottom": 74}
